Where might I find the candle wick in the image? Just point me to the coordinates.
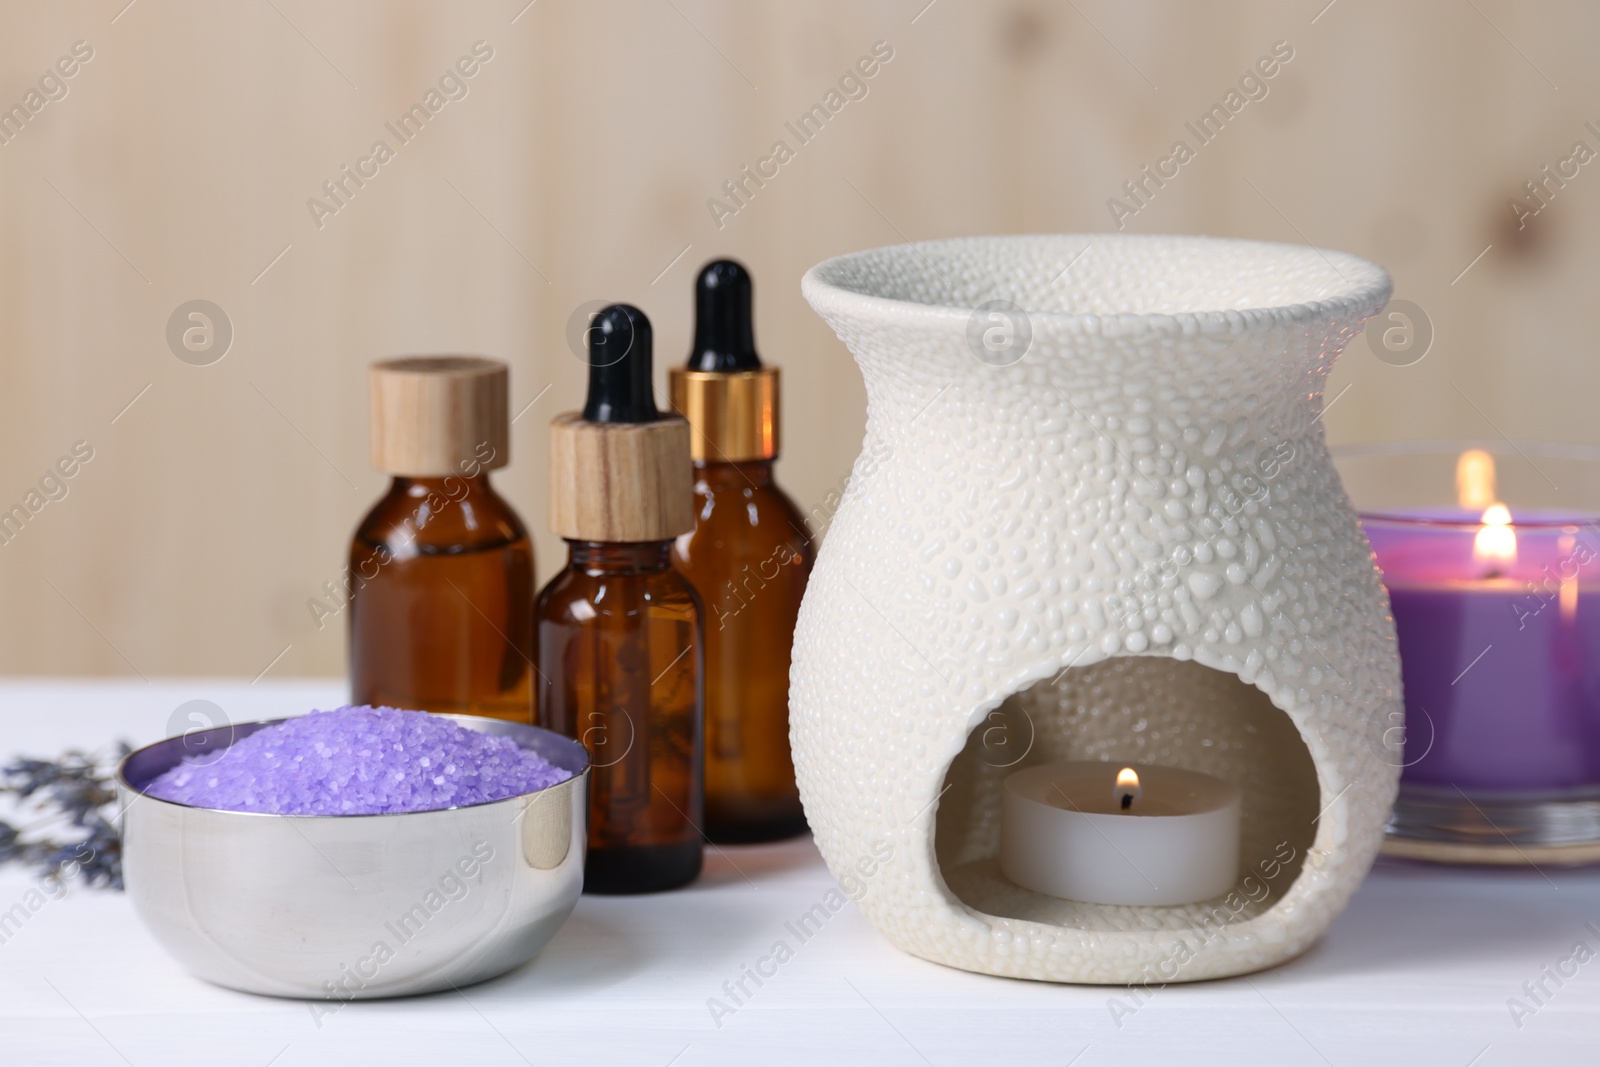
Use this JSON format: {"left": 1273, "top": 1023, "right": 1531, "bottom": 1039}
{"left": 1120, "top": 793, "right": 1132, "bottom": 811}
{"left": 1482, "top": 566, "right": 1504, "bottom": 580}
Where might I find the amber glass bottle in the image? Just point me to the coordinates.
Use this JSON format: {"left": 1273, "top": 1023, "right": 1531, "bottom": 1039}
{"left": 349, "top": 357, "right": 533, "bottom": 723}
{"left": 538, "top": 541, "right": 702, "bottom": 892}
{"left": 671, "top": 260, "right": 812, "bottom": 842}
{"left": 537, "top": 304, "right": 704, "bottom": 894}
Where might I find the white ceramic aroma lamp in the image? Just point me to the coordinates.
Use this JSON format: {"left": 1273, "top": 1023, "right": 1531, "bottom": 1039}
{"left": 794, "top": 234, "right": 1401, "bottom": 983}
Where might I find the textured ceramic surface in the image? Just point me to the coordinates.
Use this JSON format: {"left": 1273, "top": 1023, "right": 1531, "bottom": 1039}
{"left": 795, "top": 234, "right": 1401, "bottom": 983}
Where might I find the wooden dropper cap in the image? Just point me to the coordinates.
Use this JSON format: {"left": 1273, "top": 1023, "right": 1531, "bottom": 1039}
{"left": 369, "top": 357, "right": 509, "bottom": 476}
{"left": 549, "top": 305, "right": 693, "bottom": 543}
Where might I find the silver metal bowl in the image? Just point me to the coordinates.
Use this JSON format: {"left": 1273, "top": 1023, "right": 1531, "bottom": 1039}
{"left": 117, "top": 714, "right": 588, "bottom": 1000}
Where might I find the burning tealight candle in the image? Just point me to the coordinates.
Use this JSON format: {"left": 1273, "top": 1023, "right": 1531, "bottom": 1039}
{"left": 1000, "top": 761, "right": 1241, "bottom": 906}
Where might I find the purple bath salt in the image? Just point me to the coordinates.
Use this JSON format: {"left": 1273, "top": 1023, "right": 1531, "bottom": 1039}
{"left": 145, "top": 705, "right": 573, "bottom": 815}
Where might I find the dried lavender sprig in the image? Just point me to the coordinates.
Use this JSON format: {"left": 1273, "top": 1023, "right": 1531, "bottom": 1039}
{"left": 0, "top": 742, "right": 131, "bottom": 890}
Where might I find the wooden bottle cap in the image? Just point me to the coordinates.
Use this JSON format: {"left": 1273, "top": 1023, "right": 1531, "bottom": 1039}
{"left": 369, "top": 357, "right": 509, "bottom": 476}
{"left": 548, "top": 412, "right": 694, "bottom": 542}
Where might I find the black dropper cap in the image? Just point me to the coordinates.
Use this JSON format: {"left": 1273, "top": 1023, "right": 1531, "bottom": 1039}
{"left": 688, "top": 259, "right": 761, "bottom": 372}
{"left": 583, "top": 304, "right": 660, "bottom": 423}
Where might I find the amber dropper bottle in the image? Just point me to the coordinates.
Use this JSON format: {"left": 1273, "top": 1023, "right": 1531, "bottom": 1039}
{"left": 671, "top": 260, "right": 813, "bottom": 843}
{"left": 537, "top": 305, "right": 704, "bottom": 893}
{"left": 349, "top": 357, "right": 534, "bottom": 723}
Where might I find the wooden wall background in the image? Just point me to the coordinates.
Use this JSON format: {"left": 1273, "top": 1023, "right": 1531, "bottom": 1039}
{"left": 0, "top": 0, "right": 1593, "bottom": 678}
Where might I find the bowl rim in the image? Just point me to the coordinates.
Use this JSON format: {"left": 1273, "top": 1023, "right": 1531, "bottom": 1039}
{"left": 800, "top": 233, "right": 1392, "bottom": 334}
{"left": 117, "top": 711, "right": 589, "bottom": 819}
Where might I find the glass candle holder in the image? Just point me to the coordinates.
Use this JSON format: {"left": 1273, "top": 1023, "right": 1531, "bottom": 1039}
{"left": 1335, "top": 440, "right": 1600, "bottom": 865}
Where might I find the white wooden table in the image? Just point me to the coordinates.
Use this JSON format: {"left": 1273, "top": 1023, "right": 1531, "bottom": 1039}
{"left": 1, "top": 680, "right": 1595, "bottom": 1066}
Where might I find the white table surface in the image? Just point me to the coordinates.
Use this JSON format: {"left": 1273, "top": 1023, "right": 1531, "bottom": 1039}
{"left": 0, "top": 679, "right": 1595, "bottom": 1066}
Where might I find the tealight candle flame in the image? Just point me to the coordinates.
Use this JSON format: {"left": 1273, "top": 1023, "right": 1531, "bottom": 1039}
{"left": 1456, "top": 449, "right": 1496, "bottom": 511}
{"left": 1114, "top": 766, "right": 1142, "bottom": 811}
{"left": 1560, "top": 532, "right": 1579, "bottom": 622}
{"left": 1472, "top": 503, "right": 1517, "bottom": 573}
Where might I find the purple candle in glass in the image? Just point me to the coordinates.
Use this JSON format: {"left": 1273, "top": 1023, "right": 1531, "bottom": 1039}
{"left": 1336, "top": 442, "right": 1600, "bottom": 865}
{"left": 1368, "top": 509, "right": 1600, "bottom": 789}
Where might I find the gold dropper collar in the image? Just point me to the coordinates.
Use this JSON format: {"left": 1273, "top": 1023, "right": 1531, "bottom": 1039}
{"left": 669, "top": 366, "right": 779, "bottom": 463}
